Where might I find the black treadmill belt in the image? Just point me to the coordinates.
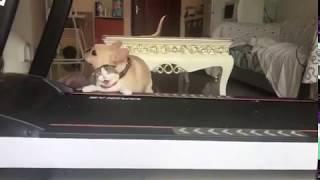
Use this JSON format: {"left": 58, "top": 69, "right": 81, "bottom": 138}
{"left": 1, "top": 74, "right": 316, "bottom": 131}
{"left": 34, "top": 94, "right": 316, "bottom": 131}
{"left": 0, "top": 75, "right": 316, "bottom": 141}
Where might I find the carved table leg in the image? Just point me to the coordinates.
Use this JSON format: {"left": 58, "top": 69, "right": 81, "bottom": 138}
{"left": 218, "top": 56, "right": 234, "bottom": 96}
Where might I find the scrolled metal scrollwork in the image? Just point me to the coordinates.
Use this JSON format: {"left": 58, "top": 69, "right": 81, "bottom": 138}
{"left": 153, "top": 64, "right": 186, "bottom": 74}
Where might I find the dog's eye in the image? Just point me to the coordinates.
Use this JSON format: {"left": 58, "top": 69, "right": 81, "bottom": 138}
{"left": 92, "top": 50, "right": 97, "bottom": 56}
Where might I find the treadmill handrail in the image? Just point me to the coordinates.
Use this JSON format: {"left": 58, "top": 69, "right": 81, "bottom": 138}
{"left": 29, "top": 0, "right": 73, "bottom": 77}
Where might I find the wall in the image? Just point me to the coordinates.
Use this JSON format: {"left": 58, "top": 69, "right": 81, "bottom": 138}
{"left": 12, "top": 0, "right": 46, "bottom": 47}
{"left": 3, "top": 0, "right": 45, "bottom": 73}
{"left": 264, "top": 0, "right": 279, "bottom": 22}
{"left": 203, "top": 0, "right": 238, "bottom": 35}
{"left": 276, "top": 0, "right": 317, "bottom": 21}
{"left": 211, "top": 0, "right": 237, "bottom": 32}
{"left": 237, "top": 0, "right": 264, "bottom": 23}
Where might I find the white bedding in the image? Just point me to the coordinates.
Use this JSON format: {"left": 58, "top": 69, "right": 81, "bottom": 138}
{"left": 209, "top": 21, "right": 317, "bottom": 98}
{"left": 255, "top": 42, "right": 307, "bottom": 98}
{"left": 302, "top": 38, "right": 318, "bottom": 84}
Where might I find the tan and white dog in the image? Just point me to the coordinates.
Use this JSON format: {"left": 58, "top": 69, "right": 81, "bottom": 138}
{"left": 82, "top": 41, "right": 153, "bottom": 95}
{"left": 59, "top": 15, "right": 167, "bottom": 94}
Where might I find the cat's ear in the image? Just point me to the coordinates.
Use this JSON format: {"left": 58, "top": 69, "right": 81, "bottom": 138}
{"left": 101, "top": 68, "right": 109, "bottom": 77}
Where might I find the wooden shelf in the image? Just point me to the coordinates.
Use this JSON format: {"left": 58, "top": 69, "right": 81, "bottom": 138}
{"left": 96, "top": 16, "right": 124, "bottom": 20}
{"left": 185, "top": 15, "right": 204, "bottom": 21}
{"left": 53, "top": 58, "right": 84, "bottom": 62}
{"left": 45, "top": 0, "right": 95, "bottom": 80}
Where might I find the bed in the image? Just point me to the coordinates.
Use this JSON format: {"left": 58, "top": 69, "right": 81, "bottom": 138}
{"left": 206, "top": 19, "right": 317, "bottom": 98}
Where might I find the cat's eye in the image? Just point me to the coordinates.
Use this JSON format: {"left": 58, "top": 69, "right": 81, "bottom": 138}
{"left": 92, "top": 50, "right": 97, "bottom": 56}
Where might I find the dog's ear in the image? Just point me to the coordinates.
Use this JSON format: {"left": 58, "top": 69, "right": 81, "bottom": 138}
{"left": 118, "top": 48, "right": 129, "bottom": 62}
{"left": 111, "top": 41, "right": 123, "bottom": 49}
{"left": 113, "top": 48, "right": 129, "bottom": 63}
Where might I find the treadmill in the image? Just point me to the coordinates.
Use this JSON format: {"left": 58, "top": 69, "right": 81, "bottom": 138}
{"left": 0, "top": 0, "right": 317, "bottom": 170}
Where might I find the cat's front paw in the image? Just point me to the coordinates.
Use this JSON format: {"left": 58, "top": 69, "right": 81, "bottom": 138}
{"left": 120, "top": 89, "right": 132, "bottom": 96}
{"left": 82, "top": 85, "right": 98, "bottom": 93}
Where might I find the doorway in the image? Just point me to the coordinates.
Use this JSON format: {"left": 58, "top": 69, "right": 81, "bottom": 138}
{"left": 131, "top": 0, "right": 181, "bottom": 36}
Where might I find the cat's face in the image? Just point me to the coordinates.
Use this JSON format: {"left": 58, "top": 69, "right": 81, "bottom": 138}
{"left": 95, "top": 67, "right": 120, "bottom": 88}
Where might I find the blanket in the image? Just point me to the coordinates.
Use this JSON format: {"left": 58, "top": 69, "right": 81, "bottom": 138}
{"left": 302, "top": 39, "right": 318, "bottom": 84}
{"left": 255, "top": 42, "right": 307, "bottom": 98}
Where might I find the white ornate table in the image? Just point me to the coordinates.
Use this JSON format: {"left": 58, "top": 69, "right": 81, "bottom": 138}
{"left": 103, "top": 36, "right": 234, "bottom": 96}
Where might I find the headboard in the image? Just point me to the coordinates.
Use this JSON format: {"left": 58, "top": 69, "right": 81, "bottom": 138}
{"left": 212, "top": 18, "right": 317, "bottom": 53}
{"left": 212, "top": 22, "right": 281, "bottom": 43}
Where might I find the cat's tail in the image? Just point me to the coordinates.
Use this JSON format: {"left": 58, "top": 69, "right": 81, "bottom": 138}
{"left": 150, "top": 15, "right": 167, "bottom": 37}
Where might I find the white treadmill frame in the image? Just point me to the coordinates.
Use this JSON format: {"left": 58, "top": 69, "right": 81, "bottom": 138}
{"left": 0, "top": 137, "right": 317, "bottom": 170}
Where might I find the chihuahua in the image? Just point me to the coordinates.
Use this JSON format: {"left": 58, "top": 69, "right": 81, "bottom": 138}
{"left": 82, "top": 41, "right": 153, "bottom": 95}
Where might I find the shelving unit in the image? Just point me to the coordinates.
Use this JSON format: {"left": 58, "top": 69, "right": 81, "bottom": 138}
{"left": 45, "top": 0, "right": 95, "bottom": 80}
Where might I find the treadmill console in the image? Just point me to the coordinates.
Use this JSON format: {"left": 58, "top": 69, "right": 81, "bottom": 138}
{"left": 0, "top": 73, "right": 70, "bottom": 137}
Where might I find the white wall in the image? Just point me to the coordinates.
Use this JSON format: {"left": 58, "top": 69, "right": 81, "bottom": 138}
{"left": 212, "top": 0, "right": 237, "bottom": 31}
{"left": 264, "top": 0, "right": 279, "bottom": 22}
{"left": 276, "top": 0, "right": 317, "bottom": 21}
{"left": 12, "top": 0, "right": 46, "bottom": 47}
{"left": 237, "top": 0, "right": 264, "bottom": 23}
{"left": 3, "top": 0, "right": 45, "bottom": 73}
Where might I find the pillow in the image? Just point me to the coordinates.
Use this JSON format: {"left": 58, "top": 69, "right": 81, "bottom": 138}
{"left": 249, "top": 37, "right": 278, "bottom": 48}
